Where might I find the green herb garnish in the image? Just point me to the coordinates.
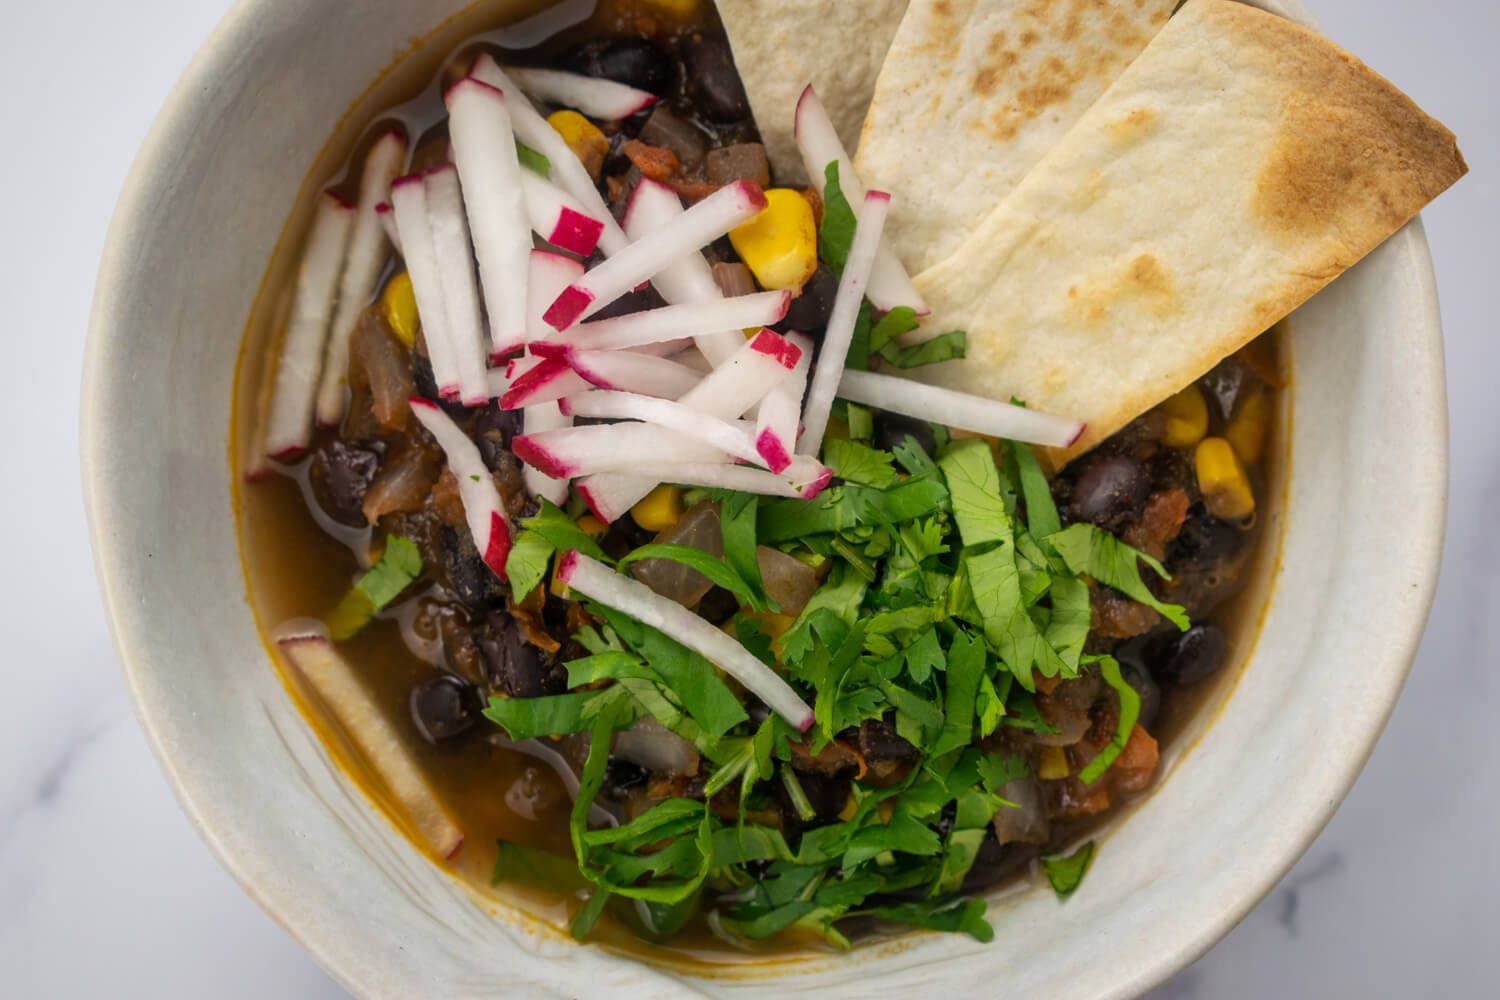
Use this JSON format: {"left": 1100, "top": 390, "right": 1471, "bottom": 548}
{"left": 1042, "top": 841, "right": 1096, "bottom": 898}
{"left": 516, "top": 140, "right": 550, "bottom": 176}
{"left": 326, "top": 535, "right": 422, "bottom": 639}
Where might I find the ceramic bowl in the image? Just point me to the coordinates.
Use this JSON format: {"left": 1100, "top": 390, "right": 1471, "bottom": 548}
{"left": 83, "top": 1, "right": 1447, "bottom": 996}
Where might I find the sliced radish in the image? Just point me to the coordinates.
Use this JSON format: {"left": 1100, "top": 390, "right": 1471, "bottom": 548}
{"left": 566, "top": 349, "right": 703, "bottom": 399}
{"left": 389, "top": 175, "right": 460, "bottom": 398}
{"left": 755, "top": 332, "right": 811, "bottom": 473}
{"left": 469, "top": 56, "right": 629, "bottom": 255}
{"left": 531, "top": 290, "right": 789, "bottom": 359}
{"left": 839, "top": 369, "right": 1085, "bottom": 449}
{"left": 375, "top": 201, "right": 402, "bottom": 253}
{"left": 799, "top": 191, "right": 889, "bottom": 453}
{"left": 619, "top": 457, "right": 829, "bottom": 499}
{"left": 504, "top": 66, "right": 659, "bottom": 120}
{"left": 559, "top": 390, "right": 761, "bottom": 465}
{"left": 622, "top": 179, "right": 743, "bottom": 366}
{"left": 446, "top": 79, "right": 531, "bottom": 360}
{"left": 265, "top": 192, "right": 355, "bottom": 461}
{"left": 671, "top": 346, "right": 714, "bottom": 374}
{"left": 574, "top": 475, "right": 657, "bottom": 523}
{"left": 514, "top": 423, "right": 730, "bottom": 479}
{"left": 679, "top": 328, "right": 804, "bottom": 420}
{"left": 275, "top": 627, "right": 466, "bottom": 858}
{"left": 424, "top": 166, "right": 492, "bottom": 407}
{"left": 499, "top": 358, "right": 592, "bottom": 409}
{"left": 543, "top": 180, "right": 767, "bottom": 330}
{"left": 794, "top": 85, "right": 927, "bottom": 316}
{"left": 557, "top": 552, "right": 814, "bottom": 731}
{"left": 316, "top": 130, "right": 409, "bottom": 427}
{"left": 409, "top": 398, "right": 511, "bottom": 578}
{"left": 519, "top": 170, "right": 604, "bottom": 257}
{"left": 523, "top": 249, "right": 585, "bottom": 350}
{"left": 522, "top": 401, "right": 573, "bottom": 506}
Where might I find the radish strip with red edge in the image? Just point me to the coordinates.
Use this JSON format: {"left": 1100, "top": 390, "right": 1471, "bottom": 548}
{"left": 575, "top": 475, "right": 657, "bottom": 524}
{"left": 409, "top": 398, "right": 511, "bottom": 578}
{"left": 316, "top": 131, "right": 408, "bottom": 427}
{"left": 559, "top": 390, "right": 763, "bottom": 465}
{"left": 499, "top": 358, "right": 591, "bottom": 409}
{"left": 558, "top": 553, "right": 815, "bottom": 730}
{"left": 604, "top": 457, "right": 832, "bottom": 499}
{"left": 265, "top": 192, "right": 355, "bottom": 461}
{"left": 504, "top": 66, "right": 659, "bottom": 120}
{"left": 532, "top": 291, "right": 789, "bottom": 358}
{"left": 424, "top": 166, "right": 492, "bottom": 406}
{"left": 469, "top": 56, "right": 628, "bottom": 255}
{"left": 799, "top": 192, "right": 890, "bottom": 453}
{"left": 446, "top": 79, "right": 531, "bottom": 358}
{"left": 838, "top": 370, "right": 1085, "bottom": 449}
{"left": 513, "top": 424, "right": 730, "bottom": 479}
{"left": 566, "top": 349, "right": 703, "bottom": 399}
{"left": 543, "top": 180, "right": 767, "bottom": 330}
{"left": 389, "top": 176, "right": 460, "bottom": 398}
{"left": 275, "top": 628, "right": 467, "bottom": 857}
{"left": 522, "top": 401, "right": 572, "bottom": 505}
{"left": 679, "top": 328, "right": 804, "bottom": 419}
{"left": 622, "top": 179, "right": 743, "bottom": 366}
{"left": 755, "top": 331, "right": 811, "bottom": 473}
{"left": 521, "top": 250, "right": 585, "bottom": 353}
{"left": 375, "top": 202, "right": 402, "bottom": 253}
{"left": 794, "top": 86, "right": 927, "bottom": 316}
{"left": 519, "top": 171, "right": 605, "bottom": 257}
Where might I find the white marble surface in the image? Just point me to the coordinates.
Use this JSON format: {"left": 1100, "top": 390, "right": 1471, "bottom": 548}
{"left": 2, "top": 1, "right": 1495, "bottom": 996}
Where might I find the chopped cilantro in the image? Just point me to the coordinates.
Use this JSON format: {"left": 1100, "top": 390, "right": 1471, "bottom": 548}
{"left": 880, "top": 329, "right": 966, "bottom": 369}
{"left": 818, "top": 160, "right": 856, "bottom": 272}
{"left": 326, "top": 535, "right": 422, "bottom": 639}
{"left": 823, "top": 438, "right": 898, "bottom": 488}
{"left": 1041, "top": 841, "right": 1096, "bottom": 898}
{"left": 1048, "top": 523, "right": 1190, "bottom": 629}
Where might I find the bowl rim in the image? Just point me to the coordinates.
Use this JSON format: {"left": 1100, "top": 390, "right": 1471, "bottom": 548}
{"left": 82, "top": 1, "right": 1450, "bottom": 996}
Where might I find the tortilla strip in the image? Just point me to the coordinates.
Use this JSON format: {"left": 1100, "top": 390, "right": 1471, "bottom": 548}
{"left": 856, "top": 0, "right": 1178, "bottom": 274}
{"left": 716, "top": 0, "right": 909, "bottom": 184}
{"left": 909, "top": 0, "right": 1465, "bottom": 464}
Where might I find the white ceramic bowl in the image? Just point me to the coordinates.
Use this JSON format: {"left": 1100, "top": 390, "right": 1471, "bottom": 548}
{"left": 83, "top": 1, "right": 1447, "bottom": 996}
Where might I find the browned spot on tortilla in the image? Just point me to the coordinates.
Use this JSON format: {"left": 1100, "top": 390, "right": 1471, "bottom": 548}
{"left": 1226, "top": 1, "right": 1466, "bottom": 244}
{"left": 1067, "top": 254, "right": 1177, "bottom": 325}
{"left": 932, "top": 0, "right": 954, "bottom": 18}
{"left": 1106, "top": 106, "right": 1157, "bottom": 144}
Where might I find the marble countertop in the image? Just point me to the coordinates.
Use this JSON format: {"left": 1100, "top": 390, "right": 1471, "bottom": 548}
{"left": 3, "top": 1, "right": 1494, "bottom": 996}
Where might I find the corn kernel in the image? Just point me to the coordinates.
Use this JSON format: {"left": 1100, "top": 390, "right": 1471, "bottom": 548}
{"left": 1225, "top": 387, "right": 1270, "bottom": 465}
{"left": 380, "top": 271, "right": 418, "bottom": 348}
{"left": 576, "top": 514, "right": 607, "bottom": 539}
{"left": 630, "top": 485, "right": 684, "bottom": 532}
{"left": 547, "top": 110, "right": 608, "bottom": 180}
{"left": 1158, "top": 383, "right": 1209, "bottom": 448}
{"left": 1195, "top": 437, "right": 1256, "bottom": 520}
{"left": 1039, "top": 746, "right": 1070, "bottom": 780}
{"left": 729, "top": 188, "right": 818, "bottom": 291}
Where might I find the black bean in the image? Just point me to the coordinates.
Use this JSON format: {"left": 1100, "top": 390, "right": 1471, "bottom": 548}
{"left": 1154, "top": 624, "right": 1228, "bottom": 687}
{"left": 603, "top": 757, "right": 651, "bottom": 800}
{"left": 778, "top": 263, "right": 837, "bottom": 336}
{"left": 409, "top": 674, "right": 481, "bottom": 744}
{"left": 858, "top": 717, "right": 919, "bottom": 762}
{"left": 601, "top": 513, "right": 656, "bottom": 560}
{"left": 559, "top": 37, "right": 676, "bottom": 94}
{"left": 473, "top": 403, "right": 522, "bottom": 474}
{"left": 871, "top": 411, "right": 937, "bottom": 458}
{"left": 439, "top": 525, "right": 507, "bottom": 612}
{"left": 481, "top": 614, "right": 566, "bottom": 698}
{"left": 680, "top": 35, "right": 750, "bottom": 123}
{"left": 1070, "top": 455, "right": 1151, "bottom": 530}
{"left": 308, "top": 440, "right": 380, "bottom": 527}
{"left": 1117, "top": 653, "right": 1163, "bottom": 729}
{"left": 1168, "top": 512, "right": 1245, "bottom": 568}
{"left": 695, "top": 586, "right": 741, "bottom": 625}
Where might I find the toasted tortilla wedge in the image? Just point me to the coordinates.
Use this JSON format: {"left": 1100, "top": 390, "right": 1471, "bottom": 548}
{"left": 909, "top": 0, "right": 1465, "bottom": 464}
{"left": 716, "top": 0, "right": 909, "bottom": 184}
{"left": 856, "top": 0, "right": 1177, "bottom": 274}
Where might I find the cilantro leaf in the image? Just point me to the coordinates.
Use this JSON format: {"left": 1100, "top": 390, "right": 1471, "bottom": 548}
{"left": 493, "top": 840, "right": 589, "bottom": 894}
{"left": 780, "top": 562, "right": 867, "bottom": 664}
{"left": 929, "top": 629, "right": 985, "bottom": 756}
{"left": 1041, "top": 841, "right": 1096, "bottom": 898}
{"left": 523, "top": 499, "right": 607, "bottom": 561}
{"left": 846, "top": 298, "right": 873, "bottom": 371}
{"left": 819, "top": 161, "right": 856, "bottom": 272}
{"left": 1044, "top": 574, "right": 1091, "bottom": 672}
{"left": 963, "top": 546, "right": 1064, "bottom": 689}
{"left": 326, "top": 535, "right": 422, "bottom": 639}
{"left": 1009, "top": 442, "right": 1061, "bottom": 539}
{"left": 976, "top": 751, "right": 1029, "bottom": 793}
{"left": 596, "top": 605, "right": 749, "bottom": 738}
{"left": 868, "top": 307, "right": 919, "bottom": 354}
{"left": 484, "top": 689, "right": 622, "bottom": 741}
{"left": 939, "top": 439, "right": 1012, "bottom": 548}
{"left": 720, "top": 493, "right": 771, "bottom": 612}
{"left": 503, "top": 529, "right": 553, "bottom": 603}
{"left": 618, "top": 544, "right": 760, "bottom": 608}
{"left": 879, "top": 329, "right": 966, "bottom": 369}
{"left": 1077, "top": 656, "right": 1140, "bottom": 785}
{"left": 860, "top": 898, "right": 993, "bottom": 942}
{"left": 1048, "top": 523, "right": 1189, "bottom": 629}
{"left": 822, "top": 438, "right": 898, "bottom": 488}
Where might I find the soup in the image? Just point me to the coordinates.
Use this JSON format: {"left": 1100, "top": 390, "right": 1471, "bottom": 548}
{"left": 237, "top": 0, "right": 1291, "bottom": 961}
